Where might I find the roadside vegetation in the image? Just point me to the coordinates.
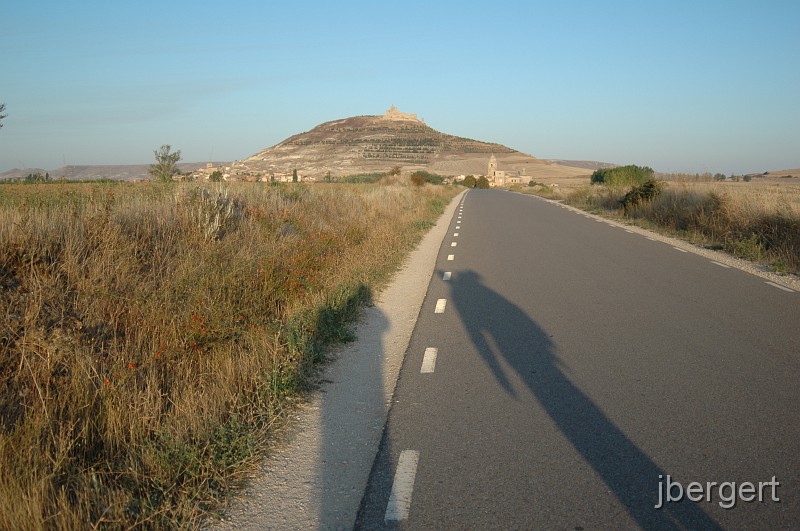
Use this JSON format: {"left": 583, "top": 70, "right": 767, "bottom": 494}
{"left": 516, "top": 172, "right": 800, "bottom": 275}
{"left": 0, "top": 179, "right": 457, "bottom": 528}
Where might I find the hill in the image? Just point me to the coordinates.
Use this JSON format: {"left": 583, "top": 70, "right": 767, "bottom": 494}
{"left": 229, "top": 107, "right": 592, "bottom": 181}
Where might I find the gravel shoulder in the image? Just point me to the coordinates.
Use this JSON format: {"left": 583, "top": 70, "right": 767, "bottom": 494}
{"left": 209, "top": 190, "right": 465, "bottom": 530}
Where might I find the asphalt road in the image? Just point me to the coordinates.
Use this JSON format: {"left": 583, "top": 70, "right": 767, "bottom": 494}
{"left": 355, "top": 189, "right": 800, "bottom": 529}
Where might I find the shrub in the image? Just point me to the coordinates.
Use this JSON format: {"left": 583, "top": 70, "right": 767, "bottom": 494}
{"left": 591, "top": 165, "right": 654, "bottom": 187}
{"left": 619, "top": 179, "right": 663, "bottom": 211}
{"left": 410, "top": 170, "right": 446, "bottom": 186}
{"left": 339, "top": 173, "right": 384, "bottom": 184}
{"left": 410, "top": 172, "right": 426, "bottom": 187}
{"left": 476, "top": 176, "right": 490, "bottom": 189}
{"left": 462, "top": 175, "right": 477, "bottom": 188}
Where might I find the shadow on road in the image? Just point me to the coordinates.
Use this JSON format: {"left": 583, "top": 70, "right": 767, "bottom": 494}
{"left": 446, "top": 269, "right": 721, "bottom": 529}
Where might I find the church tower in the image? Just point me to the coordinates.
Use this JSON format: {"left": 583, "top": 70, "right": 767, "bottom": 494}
{"left": 487, "top": 154, "right": 497, "bottom": 178}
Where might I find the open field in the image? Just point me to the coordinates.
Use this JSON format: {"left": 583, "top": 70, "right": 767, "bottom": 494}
{"left": 0, "top": 179, "right": 457, "bottom": 528}
{"left": 516, "top": 178, "right": 800, "bottom": 275}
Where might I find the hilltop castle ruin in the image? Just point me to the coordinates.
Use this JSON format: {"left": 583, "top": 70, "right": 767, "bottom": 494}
{"left": 382, "top": 105, "right": 424, "bottom": 124}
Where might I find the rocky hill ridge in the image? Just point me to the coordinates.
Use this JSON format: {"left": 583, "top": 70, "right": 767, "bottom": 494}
{"left": 230, "top": 111, "right": 543, "bottom": 180}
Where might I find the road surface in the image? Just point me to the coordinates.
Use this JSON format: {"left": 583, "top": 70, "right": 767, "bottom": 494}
{"left": 356, "top": 189, "right": 799, "bottom": 529}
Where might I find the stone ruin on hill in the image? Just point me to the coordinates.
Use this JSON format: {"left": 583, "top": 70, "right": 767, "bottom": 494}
{"left": 382, "top": 105, "right": 424, "bottom": 124}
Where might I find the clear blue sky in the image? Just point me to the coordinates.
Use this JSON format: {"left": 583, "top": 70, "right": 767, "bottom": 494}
{"left": 2, "top": 0, "right": 798, "bottom": 175}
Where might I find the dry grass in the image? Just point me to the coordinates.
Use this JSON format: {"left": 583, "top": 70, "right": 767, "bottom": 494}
{"left": 517, "top": 179, "right": 800, "bottom": 275}
{"left": 0, "top": 180, "right": 457, "bottom": 528}
{"left": 632, "top": 181, "right": 800, "bottom": 272}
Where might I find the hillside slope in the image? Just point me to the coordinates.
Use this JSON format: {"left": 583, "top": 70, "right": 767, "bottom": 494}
{"left": 230, "top": 110, "right": 590, "bottom": 180}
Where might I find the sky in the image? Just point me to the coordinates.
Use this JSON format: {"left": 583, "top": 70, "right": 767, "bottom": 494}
{"left": 1, "top": 0, "right": 798, "bottom": 175}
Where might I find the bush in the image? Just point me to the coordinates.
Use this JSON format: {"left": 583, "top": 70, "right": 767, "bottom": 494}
{"left": 462, "top": 175, "right": 476, "bottom": 188}
{"left": 339, "top": 173, "right": 384, "bottom": 184}
{"left": 410, "top": 170, "right": 446, "bottom": 186}
{"left": 619, "top": 179, "right": 663, "bottom": 211}
{"left": 476, "top": 176, "right": 490, "bottom": 189}
{"left": 591, "top": 165, "right": 654, "bottom": 187}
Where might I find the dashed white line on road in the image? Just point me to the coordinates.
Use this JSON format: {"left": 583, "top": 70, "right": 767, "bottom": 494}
{"left": 421, "top": 347, "right": 438, "bottom": 373}
{"left": 765, "top": 281, "right": 795, "bottom": 293}
{"left": 625, "top": 230, "right": 634, "bottom": 233}
{"left": 435, "top": 299, "right": 447, "bottom": 313}
{"left": 385, "top": 450, "right": 420, "bottom": 522}
{"left": 647, "top": 237, "right": 656, "bottom": 241}
{"left": 451, "top": 242, "right": 457, "bottom": 247}
{"left": 453, "top": 232, "right": 459, "bottom": 237}
{"left": 673, "top": 247, "right": 688, "bottom": 253}
{"left": 447, "top": 254, "right": 454, "bottom": 260}
{"left": 443, "top": 271, "right": 451, "bottom": 280}
{"left": 455, "top": 225, "right": 461, "bottom": 229}
{"left": 711, "top": 261, "right": 731, "bottom": 268}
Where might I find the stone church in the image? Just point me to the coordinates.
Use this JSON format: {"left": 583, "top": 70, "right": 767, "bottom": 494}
{"left": 487, "top": 154, "right": 531, "bottom": 186}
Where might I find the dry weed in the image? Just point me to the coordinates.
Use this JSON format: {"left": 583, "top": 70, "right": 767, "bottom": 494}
{"left": 0, "top": 180, "right": 457, "bottom": 528}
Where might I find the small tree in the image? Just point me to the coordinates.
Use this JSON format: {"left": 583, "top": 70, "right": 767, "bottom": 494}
{"left": 292, "top": 168, "right": 298, "bottom": 183}
{"left": 0, "top": 103, "right": 6, "bottom": 129}
{"left": 591, "top": 165, "right": 654, "bottom": 187}
{"left": 387, "top": 166, "right": 402, "bottom": 177}
{"left": 476, "top": 176, "right": 490, "bottom": 189}
{"left": 462, "top": 175, "right": 477, "bottom": 188}
{"left": 209, "top": 170, "right": 223, "bottom": 182}
{"left": 148, "top": 145, "right": 181, "bottom": 181}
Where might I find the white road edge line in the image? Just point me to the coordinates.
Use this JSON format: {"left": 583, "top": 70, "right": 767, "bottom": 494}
{"left": 711, "top": 261, "right": 731, "bottom": 268}
{"left": 384, "top": 450, "right": 420, "bottom": 522}
{"left": 443, "top": 271, "right": 451, "bottom": 280}
{"left": 673, "top": 247, "right": 689, "bottom": 253}
{"left": 447, "top": 254, "right": 454, "bottom": 261}
{"left": 421, "top": 347, "right": 438, "bottom": 373}
{"left": 451, "top": 242, "right": 457, "bottom": 247}
{"left": 765, "top": 281, "right": 795, "bottom": 293}
{"left": 435, "top": 299, "right": 447, "bottom": 313}
{"left": 453, "top": 232, "right": 459, "bottom": 237}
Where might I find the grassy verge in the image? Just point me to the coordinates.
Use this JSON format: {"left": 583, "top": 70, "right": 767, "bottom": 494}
{"left": 515, "top": 181, "right": 800, "bottom": 275}
{"left": 0, "top": 180, "right": 457, "bottom": 528}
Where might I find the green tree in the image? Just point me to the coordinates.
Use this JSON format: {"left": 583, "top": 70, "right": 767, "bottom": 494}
{"left": 148, "top": 145, "right": 182, "bottom": 181}
{"left": 0, "top": 103, "right": 6, "bottom": 129}
{"left": 209, "top": 170, "right": 223, "bottom": 182}
{"left": 590, "top": 165, "right": 654, "bottom": 186}
{"left": 462, "top": 175, "right": 477, "bottom": 188}
{"left": 292, "top": 168, "right": 298, "bottom": 183}
{"left": 476, "top": 176, "right": 490, "bottom": 189}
